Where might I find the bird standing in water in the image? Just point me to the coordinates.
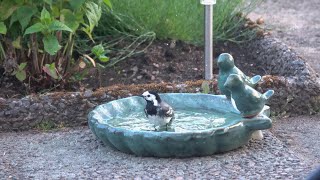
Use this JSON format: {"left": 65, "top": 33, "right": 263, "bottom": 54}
{"left": 141, "top": 91, "right": 174, "bottom": 130}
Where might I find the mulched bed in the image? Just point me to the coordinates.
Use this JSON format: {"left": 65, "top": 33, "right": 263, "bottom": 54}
{"left": 0, "top": 39, "right": 264, "bottom": 98}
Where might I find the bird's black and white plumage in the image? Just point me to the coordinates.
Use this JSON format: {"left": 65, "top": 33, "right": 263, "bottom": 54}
{"left": 141, "top": 91, "right": 174, "bottom": 130}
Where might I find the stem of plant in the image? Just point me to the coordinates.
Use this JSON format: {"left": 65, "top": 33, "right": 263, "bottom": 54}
{"left": 31, "top": 34, "right": 41, "bottom": 74}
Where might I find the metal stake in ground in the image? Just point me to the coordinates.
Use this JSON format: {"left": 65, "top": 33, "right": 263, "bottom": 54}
{"left": 201, "top": 0, "right": 216, "bottom": 80}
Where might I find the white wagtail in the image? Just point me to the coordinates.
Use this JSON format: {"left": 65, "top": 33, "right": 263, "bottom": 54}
{"left": 141, "top": 91, "right": 174, "bottom": 130}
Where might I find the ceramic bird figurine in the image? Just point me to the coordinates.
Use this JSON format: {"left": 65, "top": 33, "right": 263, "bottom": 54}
{"left": 224, "top": 74, "right": 274, "bottom": 118}
{"left": 141, "top": 91, "right": 174, "bottom": 130}
{"left": 217, "top": 53, "right": 262, "bottom": 99}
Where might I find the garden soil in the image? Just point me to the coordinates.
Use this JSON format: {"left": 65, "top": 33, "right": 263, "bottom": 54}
{"left": 0, "top": 41, "right": 259, "bottom": 99}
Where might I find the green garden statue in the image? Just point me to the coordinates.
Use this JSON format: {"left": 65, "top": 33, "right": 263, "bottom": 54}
{"left": 217, "top": 53, "right": 261, "bottom": 99}
{"left": 224, "top": 74, "right": 274, "bottom": 118}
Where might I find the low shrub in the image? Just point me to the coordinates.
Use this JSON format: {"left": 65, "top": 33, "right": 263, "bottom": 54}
{"left": 0, "top": 0, "right": 111, "bottom": 89}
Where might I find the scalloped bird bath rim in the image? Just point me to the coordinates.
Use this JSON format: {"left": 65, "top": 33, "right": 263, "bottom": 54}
{"left": 88, "top": 93, "right": 272, "bottom": 157}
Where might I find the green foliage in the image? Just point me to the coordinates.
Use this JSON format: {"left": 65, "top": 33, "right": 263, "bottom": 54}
{"left": 10, "top": 5, "right": 38, "bottom": 30}
{"left": 12, "top": 62, "right": 27, "bottom": 81}
{"left": 107, "top": 0, "right": 261, "bottom": 43}
{"left": 43, "top": 63, "right": 59, "bottom": 80}
{"left": 0, "top": 0, "right": 18, "bottom": 21}
{"left": 0, "top": 0, "right": 112, "bottom": 86}
{"left": 77, "top": 5, "right": 156, "bottom": 67}
{"left": 81, "top": 2, "right": 102, "bottom": 40}
{"left": 201, "top": 81, "right": 211, "bottom": 94}
{"left": 36, "top": 120, "right": 56, "bottom": 131}
{"left": 24, "top": 23, "right": 45, "bottom": 35}
{"left": 24, "top": 7, "right": 72, "bottom": 55}
{"left": 42, "top": 34, "right": 62, "bottom": 55}
{"left": 60, "top": 9, "right": 82, "bottom": 32}
{"left": 12, "top": 36, "right": 21, "bottom": 49}
{"left": 0, "top": 22, "right": 7, "bottom": 34}
{"left": 92, "top": 44, "right": 109, "bottom": 62}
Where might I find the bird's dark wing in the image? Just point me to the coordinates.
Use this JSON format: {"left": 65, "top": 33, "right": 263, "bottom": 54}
{"left": 144, "top": 108, "right": 149, "bottom": 118}
{"left": 158, "top": 102, "right": 174, "bottom": 118}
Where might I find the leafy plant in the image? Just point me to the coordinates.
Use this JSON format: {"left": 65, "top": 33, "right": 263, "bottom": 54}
{"left": 76, "top": 6, "right": 156, "bottom": 67}
{"left": 0, "top": 0, "right": 111, "bottom": 90}
{"left": 11, "top": 62, "right": 27, "bottom": 81}
{"left": 24, "top": 7, "right": 72, "bottom": 55}
{"left": 0, "top": 22, "right": 7, "bottom": 34}
{"left": 36, "top": 120, "right": 56, "bottom": 131}
{"left": 201, "top": 81, "right": 211, "bottom": 94}
{"left": 91, "top": 44, "right": 109, "bottom": 63}
{"left": 105, "top": 0, "right": 261, "bottom": 44}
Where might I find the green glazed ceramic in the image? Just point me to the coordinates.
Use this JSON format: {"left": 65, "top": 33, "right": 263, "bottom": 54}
{"left": 88, "top": 93, "right": 272, "bottom": 157}
{"left": 224, "top": 74, "right": 274, "bottom": 118}
{"left": 217, "top": 53, "right": 261, "bottom": 98}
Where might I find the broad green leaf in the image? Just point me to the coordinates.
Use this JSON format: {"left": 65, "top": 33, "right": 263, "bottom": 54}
{"left": 98, "top": 55, "right": 109, "bottom": 62}
{"left": 0, "top": 0, "right": 18, "bottom": 21}
{"left": 92, "top": 44, "right": 108, "bottom": 62}
{"left": 60, "top": 9, "right": 82, "bottom": 32}
{"left": 69, "top": 0, "right": 86, "bottom": 10}
{"left": 0, "top": 22, "right": 7, "bottom": 34}
{"left": 81, "top": 2, "right": 101, "bottom": 40}
{"left": 40, "top": 7, "right": 51, "bottom": 25}
{"left": 103, "top": 0, "right": 112, "bottom": 9}
{"left": 92, "top": 44, "right": 105, "bottom": 57}
{"left": 75, "top": 10, "right": 85, "bottom": 23}
{"left": 16, "top": 6, "right": 38, "bottom": 30}
{"left": 42, "top": 34, "right": 61, "bottom": 55}
{"left": 84, "top": 2, "right": 101, "bottom": 32}
{"left": 48, "top": 20, "right": 72, "bottom": 32}
{"left": 9, "top": 11, "right": 18, "bottom": 27}
{"left": 24, "top": 23, "right": 45, "bottom": 35}
{"left": 15, "top": 70, "right": 26, "bottom": 81}
{"left": 43, "top": 63, "right": 59, "bottom": 79}
{"left": 14, "top": 62, "right": 27, "bottom": 81}
{"left": 18, "top": 62, "right": 27, "bottom": 70}
{"left": 12, "top": 36, "right": 21, "bottom": 49}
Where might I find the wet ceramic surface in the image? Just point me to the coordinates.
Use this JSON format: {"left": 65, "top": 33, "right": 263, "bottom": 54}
{"left": 88, "top": 93, "right": 272, "bottom": 157}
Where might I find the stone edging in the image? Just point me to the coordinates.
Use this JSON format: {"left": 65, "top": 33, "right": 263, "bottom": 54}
{"left": 243, "top": 36, "right": 320, "bottom": 115}
{"left": 1, "top": 36, "right": 319, "bottom": 132}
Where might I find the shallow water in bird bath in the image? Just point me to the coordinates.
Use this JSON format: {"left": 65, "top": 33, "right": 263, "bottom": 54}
{"left": 107, "top": 108, "right": 240, "bottom": 132}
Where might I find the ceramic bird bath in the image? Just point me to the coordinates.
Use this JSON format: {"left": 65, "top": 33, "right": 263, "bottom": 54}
{"left": 88, "top": 93, "right": 272, "bottom": 157}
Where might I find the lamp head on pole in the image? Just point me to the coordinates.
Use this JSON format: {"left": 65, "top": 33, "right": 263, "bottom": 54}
{"left": 200, "top": 0, "right": 216, "bottom": 5}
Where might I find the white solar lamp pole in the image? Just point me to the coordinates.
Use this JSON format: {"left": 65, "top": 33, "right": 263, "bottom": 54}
{"left": 200, "top": 0, "right": 216, "bottom": 80}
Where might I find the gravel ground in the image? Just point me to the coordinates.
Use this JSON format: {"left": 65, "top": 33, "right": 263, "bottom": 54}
{"left": 271, "top": 115, "right": 320, "bottom": 166}
{"left": 249, "top": 0, "right": 320, "bottom": 73}
{"left": 0, "top": 128, "right": 311, "bottom": 179}
{"left": 250, "top": 0, "right": 320, "bottom": 176}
